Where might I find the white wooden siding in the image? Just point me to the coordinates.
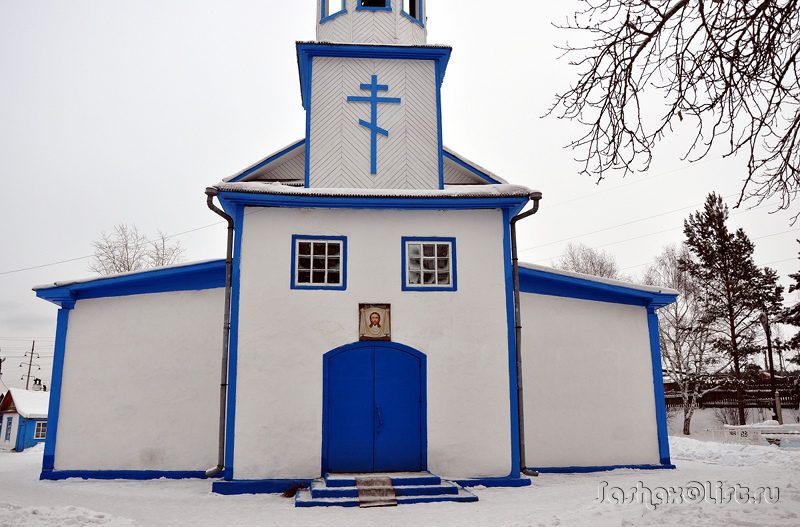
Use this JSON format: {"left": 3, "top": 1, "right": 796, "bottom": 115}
{"left": 309, "top": 57, "right": 439, "bottom": 189}
{"left": 317, "top": 0, "right": 427, "bottom": 45}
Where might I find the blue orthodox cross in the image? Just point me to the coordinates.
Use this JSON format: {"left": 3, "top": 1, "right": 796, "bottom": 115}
{"left": 346, "top": 75, "right": 401, "bottom": 175}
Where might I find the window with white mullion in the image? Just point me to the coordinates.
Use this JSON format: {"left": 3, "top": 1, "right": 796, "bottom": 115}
{"left": 405, "top": 240, "right": 453, "bottom": 288}
{"left": 34, "top": 421, "right": 47, "bottom": 439}
{"left": 293, "top": 236, "right": 346, "bottom": 289}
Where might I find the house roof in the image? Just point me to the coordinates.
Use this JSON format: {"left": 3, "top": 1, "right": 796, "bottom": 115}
{"left": 34, "top": 259, "right": 226, "bottom": 308}
{"left": 519, "top": 263, "right": 679, "bottom": 308}
{"left": 1, "top": 389, "right": 49, "bottom": 419}
{"left": 224, "top": 139, "right": 509, "bottom": 187}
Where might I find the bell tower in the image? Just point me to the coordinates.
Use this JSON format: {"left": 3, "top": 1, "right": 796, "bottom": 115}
{"left": 317, "top": 1, "right": 427, "bottom": 45}
{"left": 301, "top": 0, "right": 449, "bottom": 190}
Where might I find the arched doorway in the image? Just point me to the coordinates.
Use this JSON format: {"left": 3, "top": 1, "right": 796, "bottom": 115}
{"left": 322, "top": 342, "right": 427, "bottom": 474}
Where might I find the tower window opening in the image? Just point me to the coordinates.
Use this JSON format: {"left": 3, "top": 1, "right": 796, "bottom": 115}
{"left": 409, "top": 0, "right": 418, "bottom": 19}
{"left": 361, "top": 0, "right": 388, "bottom": 8}
{"left": 321, "top": 1, "right": 346, "bottom": 23}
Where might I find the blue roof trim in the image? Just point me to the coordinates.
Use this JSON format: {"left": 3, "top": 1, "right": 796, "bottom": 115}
{"left": 217, "top": 191, "right": 528, "bottom": 213}
{"left": 34, "top": 260, "right": 226, "bottom": 307}
{"left": 297, "top": 43, "right": 452, "bottom": 110}
{"left": 518, "top": 267, "right": 678, "bottom": 308}
{"left": 443, "top": 150, "right": 503, "bottom": 185}
{"left": 228, "top": 139, "right": 305, "bottom": 183}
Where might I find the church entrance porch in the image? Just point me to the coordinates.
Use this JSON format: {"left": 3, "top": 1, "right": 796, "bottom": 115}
{"left": 322, "top": 342, "right": 427, "bottom": 474}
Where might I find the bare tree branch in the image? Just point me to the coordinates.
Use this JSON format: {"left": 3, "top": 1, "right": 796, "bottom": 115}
{"left": 550, "top": 0, "right": 800, "bottom": 221}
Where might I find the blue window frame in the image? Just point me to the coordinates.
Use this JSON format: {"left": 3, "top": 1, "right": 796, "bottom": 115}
{"left": 357, "top": 0, "right": 392, "bottom": 12}
{"left": 401, "top": 237, "right": 457, "bottom": 291}
{"left": 291, "top": 235, "right": 348, "bottom": 290}
{"left": 321, "top": 0, "right": 347, "bottom": 23}
{"left": 402, "top": 0, "right": 424, "bottom": 26}
{"left": 4, "top": 417, "right": 11, "bottom": 441}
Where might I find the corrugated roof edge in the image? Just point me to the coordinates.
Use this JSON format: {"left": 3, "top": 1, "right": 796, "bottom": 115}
{"left": 297, "top": 41, "right": 452, "bottom": 50}
{"left": 520, "top": 262, "right": 679, "bottom": 296}
{"left": 213, "top": 182, "right": 536, "bottom": 199}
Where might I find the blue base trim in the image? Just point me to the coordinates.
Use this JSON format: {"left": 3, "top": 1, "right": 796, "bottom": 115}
{"left": 40, "top": 470, "right": 209, "bottom": 481}
{"left": 454, "top": 476, "right": 531, "bottom": 488}
{"left": 212, "top": 479, "right": 313, "bottom": 495}
{"left": 532, "top": 464, "right": 676, "bottom": 474}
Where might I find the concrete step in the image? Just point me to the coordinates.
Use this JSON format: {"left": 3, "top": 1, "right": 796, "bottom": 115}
{"left": 324, "top": 471, "right": 441, "bottom": 488}
{"left": 295, "top": 486, "right": 478, "bottom": 508}
{"left": 310, "top": 478, "right": 460, "bottom": 499}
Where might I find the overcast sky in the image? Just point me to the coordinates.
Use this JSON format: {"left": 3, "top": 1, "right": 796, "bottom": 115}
{"left": 1, "top": 0, "right": 797, "bottom": 390}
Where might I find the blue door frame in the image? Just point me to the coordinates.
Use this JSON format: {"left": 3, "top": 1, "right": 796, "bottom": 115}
{"left": 321, "top": 341, "right": 427, "bottom": 474}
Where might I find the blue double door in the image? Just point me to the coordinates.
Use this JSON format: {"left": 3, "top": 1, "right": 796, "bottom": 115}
{"left": 324, "top": 343, "right": 425, "bottom": 473}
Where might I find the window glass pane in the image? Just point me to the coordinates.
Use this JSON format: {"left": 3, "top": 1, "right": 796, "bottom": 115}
{"left": 328, "top": 243, "right": 341, "bottom": 256}
{"left": 409, "top": 257, "right": 421, "bottom": 270}
{"left": 437, "top": 272, "right": 450, "bottom": 284}
{"left": 437, "top": 258, "right": 449, "bottom": 271}
{"left": 298, "top": 242, "right": 312, "bottom": 256}
{"left": 298, "top": 257, "right": 311, "bottom": 270}
{"left": 423, "top": 272, "right": 436, "bottom": 284}
{"left": 328, "top": 271, "right": 340, "bottom": 284}
{"left": 328, "top": 257, "right": 340, "bottom": 271}
{"left": 408, "top": 271, "right": 421, "bottom": 285}
{"left": 408, "top": 244, "right": 421, "bottom": 258}
{"left": 312, "top": 256, "right": 325, "bottom": 270}
{"left": 313, "top": 243, "right": 326, "bottom": 256}
{"left": 423, "top": 258, "right": 435, "bottom": 270}
{"left": 312, "top": 271, "right": 326, "bottom": 284}
{"left": 436, "top": 243, "right": 449, "bottom": 257}
{"left": 423, "top": 244, "right": 435, "bottom": 257}
{"left": 298, "top": 271, "right": 311, "bottom": 283}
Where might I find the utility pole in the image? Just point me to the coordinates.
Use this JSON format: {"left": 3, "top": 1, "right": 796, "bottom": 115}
{"left": 760, "top": 313, "right": 783, "bottom": 424}
{"left": 20, "top": 340, "right": 40, "bottom": 391}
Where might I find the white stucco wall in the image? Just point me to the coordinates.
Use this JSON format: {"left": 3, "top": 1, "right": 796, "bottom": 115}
{"left": 54, "top": 289, "right": 224, "bottom": 471}
{"left": 1, "top": 413, "right": 18, "bottom": 451}
{"left": 234, "top": 207, "right": 512, "bottom": 480}
{"left": 309, "top": 57, "right": 439, "bottom": 189}
{"left": 520, "top": 294, "right": 661, "bottom": 468}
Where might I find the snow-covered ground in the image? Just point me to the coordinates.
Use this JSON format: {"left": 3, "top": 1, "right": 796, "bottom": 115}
{"left": 1, "top": 438, "right": 798, "bottom": 527}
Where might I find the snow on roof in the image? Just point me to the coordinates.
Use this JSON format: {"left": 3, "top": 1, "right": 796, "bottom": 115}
{"left": 33, "top": 259, "right": 223, "bottom": 291}
{"left": 520, "top": 262, "right": 679, "bottom": 296}
{"left": 214, "top": 181, "right": 537, "bottom": 199}
{"left": 6, "top": 389, "right": 49, "bottom": 419}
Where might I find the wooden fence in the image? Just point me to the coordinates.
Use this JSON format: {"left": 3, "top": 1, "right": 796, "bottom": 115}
{"left": 664, "top": 382, "right": 800, "bottom": 409}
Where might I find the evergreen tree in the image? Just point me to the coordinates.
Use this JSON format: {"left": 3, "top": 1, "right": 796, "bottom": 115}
{"left": 785, "top": 241, "right": 800, "bottom": 362}
{"left": 679, "top": 193, "right": 785, "bottom": 425}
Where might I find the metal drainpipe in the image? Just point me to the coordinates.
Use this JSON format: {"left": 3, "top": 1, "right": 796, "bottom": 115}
{"left": 511, "top": 191, "right": 542, "bottom": 478}
{"left": 204, "top": 187, "right": 234, "bottom": 478}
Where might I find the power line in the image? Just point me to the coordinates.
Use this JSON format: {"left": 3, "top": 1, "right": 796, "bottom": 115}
{"left": 0, "top": 221, "right": 226, "bottom": 277}
{"left": 520, "top": 194, "right": 740, "bottom": 253}
{"left": 620, "top": 253, "right": 798, "bottom": 273}
{"left": 545, "top": 156, "right": 721, "bottom": 209}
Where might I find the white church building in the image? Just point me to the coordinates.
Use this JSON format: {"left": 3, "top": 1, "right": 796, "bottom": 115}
{"left": 34, "top": 0, "right": 677, "bottom": 505}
